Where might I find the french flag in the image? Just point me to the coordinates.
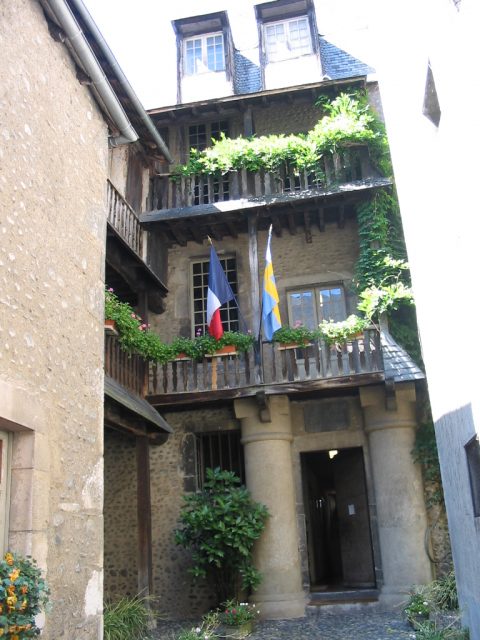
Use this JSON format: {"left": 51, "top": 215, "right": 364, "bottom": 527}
{"left": 206, "top": 246, "right": 235, "bottom": 340}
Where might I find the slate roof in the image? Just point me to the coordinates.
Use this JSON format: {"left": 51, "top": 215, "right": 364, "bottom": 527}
{"left": 381, "top": 331, "right": 425, "bottom": 383}
{"left": 319, "top": 37, "right": 375, "bottom": 80}
{"left": 234, "top": 51, "right": 262, "bottom": 94}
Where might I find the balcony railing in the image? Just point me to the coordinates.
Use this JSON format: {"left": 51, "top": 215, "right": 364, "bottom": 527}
{"left": 148, "top": 330, "right": 383, "bottom": 403}
{"left": 107, "top": 180, "right": 143, "bottom": 256}
{"left": 105, "top": 334, "right": 147, "bottom": 398}
{"left": 151, "top": 146, "right": 374, "bottom": 210}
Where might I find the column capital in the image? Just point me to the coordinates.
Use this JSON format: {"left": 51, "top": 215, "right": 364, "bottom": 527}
{"left": 360, "top": 383, "right": 417, "bottom": 433}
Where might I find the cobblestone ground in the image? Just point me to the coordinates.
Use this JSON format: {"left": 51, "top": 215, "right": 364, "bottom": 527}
{"left": 154, "top": 609, "right": 414, "bottom": 640}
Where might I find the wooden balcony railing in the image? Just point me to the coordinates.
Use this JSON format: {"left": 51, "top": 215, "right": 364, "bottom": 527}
{"left": 107, "top": 180, "right": 143, "bottom": 256}
{"left": 151, "top": 146, "right": 374, "bottom": 211}
{"left": 105, "top": 334, "right": 147, "bottom": 397}
{"left": 148, "top": 330, "right": 383, "bottom": 403}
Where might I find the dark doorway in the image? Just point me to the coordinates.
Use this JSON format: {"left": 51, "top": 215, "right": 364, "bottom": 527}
{"left": 301, "top": 448, "right": 375, "bottom": 591}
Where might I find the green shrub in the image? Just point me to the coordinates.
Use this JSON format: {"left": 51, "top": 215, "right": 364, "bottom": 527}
{"left": 175, "top": 468, "right": 269, "bottom": 604}
{"left": 103, "top": 595, "right": 153, "bottom": 640}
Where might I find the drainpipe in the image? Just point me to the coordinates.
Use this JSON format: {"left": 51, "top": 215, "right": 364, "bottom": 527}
{"left": 43, "top": 0, "right": 138, "bottom": 147}
{"left": 68, "top": 0, "right": 172, "bottom": 163}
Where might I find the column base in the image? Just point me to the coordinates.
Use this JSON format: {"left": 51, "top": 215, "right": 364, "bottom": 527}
{"left": 251, "top": 590, "right": 306, "bottom": 619}
{"left": 378, "top": 584, "right": 411, "bottom": 609}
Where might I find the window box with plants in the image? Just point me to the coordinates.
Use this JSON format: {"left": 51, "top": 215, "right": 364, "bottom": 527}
{"left": 272, "top": 324, "right": 317, "bottom": 349}
{"left": 318, "top": 314, "right": 369, "bottom": 347}
{"left": 217, "top": 600, "right": 259, "bottom": 639}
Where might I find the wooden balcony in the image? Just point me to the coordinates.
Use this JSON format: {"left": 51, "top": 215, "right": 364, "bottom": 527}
{"left": 104, "top": 333, "right": 147, "bottom": 397}
{"left": 151, "top": 145, "right": 375, "bottom": 211}
{"left": 107, "top": 179, "right": 143, "bottom": 256}
{"left": 147, "top": 329, "right": 384, "bottom": 408}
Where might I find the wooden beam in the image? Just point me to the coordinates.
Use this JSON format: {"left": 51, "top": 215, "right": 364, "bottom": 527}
{"left": 287, "top": 212, "right": 297, "bottom": 235}
{"left": 338, "top": 203, "right": 345, "bottom": 229}
{"left": 208, "top": 224, "right": 222, "bottom": 241}
{"left": 304, "top": 212, "right": 312, "bottom": 244}
{"left": 271, "top": 212, "right": 282, "bottom": 237}
{"left": 317, "top": 207, "right": 325, "bottom": 232}
{"left": 136, "top": 436, "right": 153, "bottom": 596}
{"left": 225, "top": 220, "right": 238, "bottom": 239}
{"left": 167, "top": 224, "right": 187, "bottom": 246}
{"left": 189, "top": 223, "right": 204, "bottom": 244}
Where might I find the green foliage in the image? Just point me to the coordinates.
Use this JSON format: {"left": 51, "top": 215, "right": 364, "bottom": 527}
{"left": 414, "top": 621, "right": 469, "bottom": 640}
{"left": 105, "top": 289, "right": 254, "bottom": 364}
{"left": 175, "top": 468, "right": 269, "bottom": 604}
{"left": 318, "top": 314, "right": 368, "bottom": 345}
{"left": 428, "top": 572, "right": 459, "bottom": 612}
{"left": 404, "top": 592, "right": 431, "bottom": 622}
{"left": 405, "top": 572, "right": 459, "bottom": 631}
{"left": 103, "top": 595, "right": 153, "bottom": 640}
{"left": 219, "top": 600, "right": 259, "bottom": 626}
{"left": 173, "top": 92, "right": 389, "bottom": 179}
{"left": 412, "top": 421, "right": 444, "bottom": 505}
{"left": 272, "top": 325, "right": 317, "bottom": 344}
{"left": 175, "top": 611, "right": 220, "bottom": 640}
{"left": 0, "top": 552, "right": 49, "bottom": 639}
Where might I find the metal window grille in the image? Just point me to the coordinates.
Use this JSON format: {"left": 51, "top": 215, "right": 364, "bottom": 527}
{"left": 192, "top": 256, "right": 239, "bottom": 337}
{"left": 196, "top": 430, "right": 245, "bottom": 488}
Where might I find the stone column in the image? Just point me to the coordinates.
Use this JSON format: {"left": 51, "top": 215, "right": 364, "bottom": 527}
{"left": 234, "top": 396, "right": 305, "bottom": 619}
{"left": 360, "top": 383, "right": 432, "bottom": 606}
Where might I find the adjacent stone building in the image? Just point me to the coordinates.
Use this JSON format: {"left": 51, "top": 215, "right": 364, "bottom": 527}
{"left": 0, "top": 0, "right": 170, "bottom": 637}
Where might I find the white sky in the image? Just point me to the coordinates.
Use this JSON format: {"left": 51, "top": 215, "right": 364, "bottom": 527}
{"left": 82, "top": 0, "right": 376, "bottom": 110}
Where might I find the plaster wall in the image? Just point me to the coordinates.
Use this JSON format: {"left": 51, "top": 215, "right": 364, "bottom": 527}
{"left": 0, "top": 0, "right": 107, "bottom": 636}
{"left": 264, "top": 54, "right": 322, "bottom": 92}
{"left": 372, "top": 0, "right": 480, "bottom": 634}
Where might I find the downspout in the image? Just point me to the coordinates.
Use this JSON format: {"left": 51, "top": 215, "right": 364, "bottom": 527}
{"left": 68, "top": 0, "right": 173, "bottom": 163}
{"left": 43, "top": 0, "right": 138, "bottom": 147}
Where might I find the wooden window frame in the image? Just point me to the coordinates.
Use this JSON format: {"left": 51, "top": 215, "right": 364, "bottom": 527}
{"left": 286, "top": 283, "right": 347, "bottom": 329}
{"left": 184, "top": 32, "right": 225, "bottom": 75}
{"left": 264, "top": 16, "right": 312, "bottom": 63}
{"left": 190, "top": 255, "right": 239, "bottom": 338}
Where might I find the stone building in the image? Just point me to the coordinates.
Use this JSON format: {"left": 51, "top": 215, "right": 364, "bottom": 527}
{"left": 103, "top": 0, "right": 434, "bottom": 620}
{"left": 0, "top": 0, "right": 171, "bottom": 637}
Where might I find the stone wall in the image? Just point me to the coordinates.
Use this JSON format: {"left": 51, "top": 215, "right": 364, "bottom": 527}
{"left": 0, "top": 0, "right": 107, "bottom": 636}
{"left": 149, "top": 407, "right": 238, "bottom": 618}
{"left": 154, "top": 221, "right": 359, "bottom": 340}
{"left": 104, "top": 430, "right": 138, "bottom": 598}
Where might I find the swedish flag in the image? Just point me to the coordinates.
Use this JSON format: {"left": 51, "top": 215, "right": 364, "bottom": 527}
{"left": 262, "top": 226, "right": 282, "bottom": 341}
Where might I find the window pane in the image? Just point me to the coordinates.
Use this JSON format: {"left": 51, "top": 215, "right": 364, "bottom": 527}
{"left": 192, "top": 257, "right": 238, "bottom": 336}
{"left": 288, "top": 290, "right": 316, "bottom": 330}
{"left": 185, "top": 38, "right": 202, "bottom": 74}
{"left": 318, "top": 287, "right": 346, "bottom": 322}
{"left": 206, "top": 34, "right": 225, "bottom": 71}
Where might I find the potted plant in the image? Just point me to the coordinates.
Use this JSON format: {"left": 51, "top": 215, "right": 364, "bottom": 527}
{"left": 206, "top": 331, "right": 255, "bottom": 358}
{"left": 218, "top": 600, "right": 259, "bottom": 639}
{"left": 318, "top": 314, "right": 368, "bottom": 346}
{"left": 272, "top": 323, "right": 317, "bottom": 349}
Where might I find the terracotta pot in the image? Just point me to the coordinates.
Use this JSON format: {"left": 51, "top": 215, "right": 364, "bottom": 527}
{"left": 104, "top": 319, "right": 118, "bottom": 335}
{"left": 277, "top": 341, "right": 311, "bottom": 350}
{"left": 208, "top": 344, "right": 237, "bottom": 357}
{"left": 218, "top": 620, "right": 254, "bottom": 638}
{"left": 173, "top": 352, "right": 190, "bottom": 361}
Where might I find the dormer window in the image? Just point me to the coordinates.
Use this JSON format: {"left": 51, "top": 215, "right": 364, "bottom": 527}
{"left": 184, "top": 33, "right": 225, "bottom": 75}
{"left": 265, "top": 17, "right": 311, "bottom": 62}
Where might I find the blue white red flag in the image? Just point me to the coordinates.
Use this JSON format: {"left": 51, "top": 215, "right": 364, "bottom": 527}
{"left": 262, "top": 226, "right": 282, "bottom": 341}
{"left": 207, "top": 246, "right": 235, "bottom": 340}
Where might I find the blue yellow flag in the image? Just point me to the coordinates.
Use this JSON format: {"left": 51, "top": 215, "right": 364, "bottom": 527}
{"left": 262, "top": 226, "right": 282, "bottom": 341}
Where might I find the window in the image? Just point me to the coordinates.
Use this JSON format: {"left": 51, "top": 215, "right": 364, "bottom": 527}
{"left": 264, "top": 17, "right": 312, "bottom": 62}
{"left": 465, "top": 435, "right": 480, "bottom": 517}
{"left": 192, "top": 256, "right": 238, "bottom": 337}
{"left": 184, "top": 33, "right": 225, "bottom": 75}
{"left": 188, "top": 121, "right": 230, "bottom": 152}
{"left": 287, "top": 285, "right": 346, "bottom": 329}
{"left": 196, "top": 430, "right": 245, "bottom": 488}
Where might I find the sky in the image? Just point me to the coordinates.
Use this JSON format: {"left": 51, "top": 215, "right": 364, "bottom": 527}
{"left": 82, "top": 0, "right": 376, "bottom": 110}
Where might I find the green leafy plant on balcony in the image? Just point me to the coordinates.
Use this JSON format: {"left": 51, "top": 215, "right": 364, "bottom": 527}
{"left": 318, "top": 314, "right": 369, "bottom": 346}
{"left": 172, "top": 92, "right": 390, "bottom": 179}
{"left": 272, "top": 324, "right": 317, "bottom": 345}
{"left": 105, "top": 289, "right": 254, "bottom": 364}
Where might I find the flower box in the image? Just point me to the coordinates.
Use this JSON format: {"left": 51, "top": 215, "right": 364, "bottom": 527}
{"left": 173, "top": 352, "right": 190, "bottom": 361}
{"left": 104, "top": 319, "right": 118, "bottom": 335}
{"left": 217, "top": 620, "right": 254, "bottom": 638}
{"left": 277, "top": 341, "right": 312, "bottom": 350}
{"left": 207, "top": 344, "right": 237, "bottom": 357}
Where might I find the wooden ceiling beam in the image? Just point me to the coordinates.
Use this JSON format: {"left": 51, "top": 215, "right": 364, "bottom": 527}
{"left": 287, "top": 212, "right": 297, "bottom": 235}
{"left": 167, "top": 224, "right": 187, "bottom": 247}
{"left": 225, "top": 220, "right": 238, "bottom": 238}
{"left": 304, "top": 212, "right": 312, "bottom": 244}
{"left": 270, "top": 212, "right": 282, "bottom": 237}
{"left": 208, "top": 224, "right": 222, "bottom": 241}
{"left": 189, "top": 223, "right": 204, "bottom": 245}
{"left": 317, "top": 207, "right": 325, "bottom": 232}
{"left": 337, "top": 204, "right": 345, "bottom": 229}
